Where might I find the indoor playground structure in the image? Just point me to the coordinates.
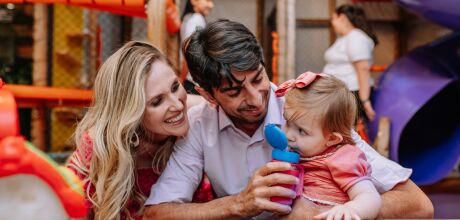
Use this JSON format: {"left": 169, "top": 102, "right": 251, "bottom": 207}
{"left": 0, "top": 1, "right": 180, "bottom": 218}
{"left": 0, "top": 79, "right": 87, "bottom": 219}
{"left": 1, "top": 0, "right": 460, "bottom": 218}
{"left": 0, "top": 0, "right": 181, "bottom": 153}
{"left": 369, "top": 0, "right": 460, "bottom": 185}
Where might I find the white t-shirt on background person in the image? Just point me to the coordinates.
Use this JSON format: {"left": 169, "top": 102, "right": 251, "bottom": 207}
{"left": 180, "top": 13, "right": 206, "bottom": 82}
{"left": 323, "top": 28, "right": 375, "bottom": 91}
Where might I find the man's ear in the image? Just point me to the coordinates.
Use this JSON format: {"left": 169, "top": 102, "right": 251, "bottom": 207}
{"left": 326, "top": 132, "right": 343, "bottom": 147}
{"left": 195, "top": 86, "right": 218, "bottom": 106}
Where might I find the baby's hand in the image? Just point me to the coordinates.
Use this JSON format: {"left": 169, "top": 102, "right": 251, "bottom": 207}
{"left": 314, "top": 204, "right": 361, "bottom": 220}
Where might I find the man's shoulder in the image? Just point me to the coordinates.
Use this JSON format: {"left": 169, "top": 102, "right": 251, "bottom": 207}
{"left": 187, "top": 102, "right": 218, "bottom": 127}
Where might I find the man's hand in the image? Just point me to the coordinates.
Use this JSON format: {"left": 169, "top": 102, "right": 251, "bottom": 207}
{"left": 279, "top": 197, "right": 331, "bottom": 220}
{"left": 233, "top": 161, "right": 299, "bottom": 217}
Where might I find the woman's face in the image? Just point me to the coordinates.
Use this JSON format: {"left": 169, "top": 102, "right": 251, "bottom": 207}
{"left": 192, "top": 0, "right": 214, "bottom": 16}
{"left": 331, "top": 12, "right": 347, "bottom": 35}
{"left": 142, "top": 61, "right": 189, "bottom": 140}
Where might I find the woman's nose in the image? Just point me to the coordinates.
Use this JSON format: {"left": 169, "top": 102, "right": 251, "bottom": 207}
{"left": 169, "top": 95, "right": 184, "bottom": 111}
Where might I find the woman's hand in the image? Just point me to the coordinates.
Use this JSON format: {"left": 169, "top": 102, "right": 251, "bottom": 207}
{"left": 314, "top": 204, "right": 361, "bottom": 220}
{"left": 363, "top": 101, "right": 375, "bottom": 122}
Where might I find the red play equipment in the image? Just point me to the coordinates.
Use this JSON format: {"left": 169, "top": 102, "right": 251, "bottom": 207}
{"left": 0, "top": 0, "right": 182, "bottom": 33}
{"left": 3, "top": 0, "right": 147, "bottom": 17}
{"left": 0, "top": 78, "right": 87, "bottom": 218}
{"left": 0, "top": 0, "right": 182, "bottom": 109}
{"left": 2, "top": 83, "right": 93, "bottom": 108}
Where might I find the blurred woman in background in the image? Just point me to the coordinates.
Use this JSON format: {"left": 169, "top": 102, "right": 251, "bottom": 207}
{"left": 179, "top": 0, "right": 214, "bottom": 94}
{"left": 323, "top": 4, "right": 378, "bottom": 123}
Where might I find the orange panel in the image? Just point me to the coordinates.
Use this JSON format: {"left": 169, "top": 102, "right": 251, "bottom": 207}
{"left": 124, "top": 0, "right": 144, "bottom": 8}
{"left": 94, "top": 0, "right": 121, "bottom": 6}
{"left": 0, "top": 91, "right": 19, "bottom": 139}
{"left": 103, "top": 4, "right": 145, "bottom": 17}
{"left": 0, "top": 0, "right": 24, "bottom": 2}
{"left": 370, "top": 65, "right": 387, "bottom": 72}
{"left": 74, "top": 3, "right": 146, "bottom": 17}
{"left": 3, "top": 85, "right": 92, "bottom": 101}
{"left": 0, "top": 0, "right": 146, "bottom": 17}
{"left": 69, "top": 0, "right": 92, "bottom": 4}
{"left": 0, "top": 0, "right": 25, "bottom": 3}
{"left": 27, "top": 0, "right": 67, "bottom": 3}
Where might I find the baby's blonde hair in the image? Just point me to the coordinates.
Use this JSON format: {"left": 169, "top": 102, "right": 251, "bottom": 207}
{"left": 285, "top": 75, "right": 357, "bottom": 145}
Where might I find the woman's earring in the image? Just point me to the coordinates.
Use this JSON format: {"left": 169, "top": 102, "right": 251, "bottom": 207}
{"left": 130, "top": 132, "right": 140, "bottom": 147}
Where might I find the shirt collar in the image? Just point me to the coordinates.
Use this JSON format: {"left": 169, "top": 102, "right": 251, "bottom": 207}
{"left": 263, "top": 83, "right": 284, "bottom": 127}
{"left": 218, "top": 105, "right": 233, "bottom": 131}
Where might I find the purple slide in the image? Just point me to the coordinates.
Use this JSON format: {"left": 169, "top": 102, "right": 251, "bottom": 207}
{"left": 369, "top": 0, "right": 460, "bottom": 185}
{"left": 396, "top": 0, "right": 460, "bottom": 31}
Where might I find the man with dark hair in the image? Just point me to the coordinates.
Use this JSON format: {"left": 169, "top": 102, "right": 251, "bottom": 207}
{"left": 144, "top": 19, "right": 433, "bottom": 219}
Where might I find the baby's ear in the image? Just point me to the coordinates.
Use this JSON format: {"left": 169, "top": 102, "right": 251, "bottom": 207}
{"left": 326, "top": 132, "right": 343, "bottom": 147}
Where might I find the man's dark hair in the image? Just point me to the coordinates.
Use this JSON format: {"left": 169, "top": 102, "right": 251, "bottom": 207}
{"left": 182, "top": 19, "right": 265, "bottom": 94}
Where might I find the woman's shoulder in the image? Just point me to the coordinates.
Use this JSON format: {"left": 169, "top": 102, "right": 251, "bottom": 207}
{"left": 73, "top": 131, "right": 94, "bottom": 165}
{"left": 347, "top": 29, "right": 373, "bottom": 44}
{"left": 66, "top": 131, "right": 94, "bottom": 178}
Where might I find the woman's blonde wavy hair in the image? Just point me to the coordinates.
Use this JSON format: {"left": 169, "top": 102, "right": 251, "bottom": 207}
{"left": 67, "top": 41, "right": 176, "bottom": 220}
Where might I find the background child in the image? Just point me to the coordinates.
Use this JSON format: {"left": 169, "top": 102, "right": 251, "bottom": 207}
{"left": 180, "top": 0, "right": 214, "bottom": 94}
{"left": 276, "top": 71, "right": 382, "bottom": 220}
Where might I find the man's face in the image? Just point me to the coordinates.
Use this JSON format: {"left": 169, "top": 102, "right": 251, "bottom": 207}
{"left": 212, "top": 65, "right": 271, "bottom": 126}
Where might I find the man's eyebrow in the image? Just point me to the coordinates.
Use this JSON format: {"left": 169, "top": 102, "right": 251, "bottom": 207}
{"left": 219, "top": 66, "right": 263, "bottom": 92}
{"left": 220, "top": 85, "right": 242, "bottom": 93}
{"left": 251, "top": 67, "right": 264, "bottom": 80}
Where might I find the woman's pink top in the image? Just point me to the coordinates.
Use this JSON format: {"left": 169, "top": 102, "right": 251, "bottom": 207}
{"left": 67, "top": 133, "right": 213, "bottom": 220}
{"left": 300, "top": 144, "right": 371, "bottom": 206}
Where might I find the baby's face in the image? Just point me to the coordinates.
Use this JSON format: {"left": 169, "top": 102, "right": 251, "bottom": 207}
{"left": 283, "top": 108, "right": 330, "bottom": 157}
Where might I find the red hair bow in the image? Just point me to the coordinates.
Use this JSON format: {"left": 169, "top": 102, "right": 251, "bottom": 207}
{"left": 275, "top": 71, "right": 327, "bottom": 97}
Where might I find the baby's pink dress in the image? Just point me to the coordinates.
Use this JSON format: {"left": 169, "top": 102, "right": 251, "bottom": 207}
{"left": 300, "top": 144, "right": 371, "bottom": 206}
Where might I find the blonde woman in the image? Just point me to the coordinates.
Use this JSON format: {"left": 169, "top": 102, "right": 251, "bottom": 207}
{"left": 67, "top": 41, "right": 194, "bottom": 220}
